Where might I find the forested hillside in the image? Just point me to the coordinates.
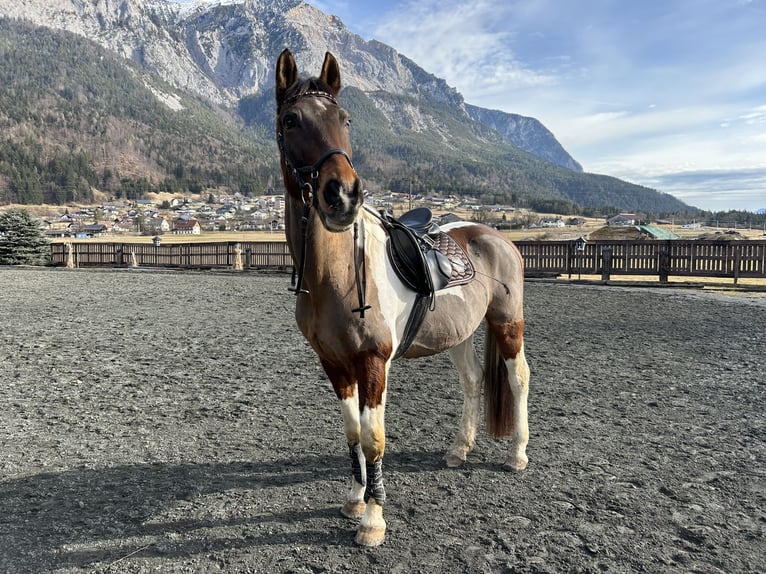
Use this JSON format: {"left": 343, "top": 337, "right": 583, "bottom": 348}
{"left": 0, "top": 19, "right": 276, "bottom": 205}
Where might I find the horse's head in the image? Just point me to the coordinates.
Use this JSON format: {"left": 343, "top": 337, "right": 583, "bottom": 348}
{"left": 275, "top": 49, "right": 362, "bottom": 232}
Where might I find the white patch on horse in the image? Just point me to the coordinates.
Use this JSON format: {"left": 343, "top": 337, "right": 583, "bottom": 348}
{"left": 312, "top": 98, "right": 329, "bottom": 113}
{"left": 437, "top": 286, "right": 467, "bottom": 304}
{"left": 362, "top": 210, "right": 413, "bottom": 352}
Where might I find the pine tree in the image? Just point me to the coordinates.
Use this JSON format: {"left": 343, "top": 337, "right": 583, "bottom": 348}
{"left": 0, "top": 209, "right": 50, "bottom": 265}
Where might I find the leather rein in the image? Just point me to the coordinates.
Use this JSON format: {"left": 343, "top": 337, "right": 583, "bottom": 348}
{"left": 277, "top": 90, "right": 371, "bottom": 318}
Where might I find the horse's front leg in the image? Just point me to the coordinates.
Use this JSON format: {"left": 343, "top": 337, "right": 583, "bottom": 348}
{"left": 340, "top": 392, "right": 367, "bottom": 519}
{"left": 322, "top": 361, "right": 367, "bottom": 519}
{"left": 355, "top": 352, "right": 390, "bottom": 547}
{"left": 324, "top": 352, "right": 389, "bottom": 546}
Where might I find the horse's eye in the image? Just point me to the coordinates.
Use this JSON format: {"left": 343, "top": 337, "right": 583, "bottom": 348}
{"left": 283, "top": 112, "right": 299, "bottom": 130}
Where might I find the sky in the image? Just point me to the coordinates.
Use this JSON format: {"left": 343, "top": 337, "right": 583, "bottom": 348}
{"left": 176, "top": 0, "right": 766, "bottom": 212}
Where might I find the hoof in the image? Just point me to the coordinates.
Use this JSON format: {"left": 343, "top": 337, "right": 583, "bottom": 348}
{"left": 355, "top": 525, "right": 386, "bottom": 547}
{"left": 444, "top": 452, "right": 466, "bottom": 468}
{"left": 503, "top": 456, "right": 528, "bottom": 471}
{"left": 341, "top": 500, "right": 366, "bottom": 519}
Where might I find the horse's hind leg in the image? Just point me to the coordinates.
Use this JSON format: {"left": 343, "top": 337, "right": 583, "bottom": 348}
{"left": 504, "top": 342, "right": 530, "bottom": 470}
{"left": 487, "top": 320, "right": 530, "bottom": 471}
{"left": 445, "top": 335, "right": 483, "bottom": 467}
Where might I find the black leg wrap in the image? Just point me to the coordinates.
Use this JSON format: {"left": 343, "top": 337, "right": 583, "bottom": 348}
{"left": 349, "top": 443, "right": 366, "bottom": 487}
{"left": 364, "top": 459, "right": 386, "bottom": 505}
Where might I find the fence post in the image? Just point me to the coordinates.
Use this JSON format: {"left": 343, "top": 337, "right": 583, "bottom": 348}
{"left": 245, "top": 247, "right": 252, "bottom": 269}
{"left": 573, "top": 237, "right": 587, "bottom": 279}
{"left": 733, "top": 244, "right": 741, "bottom": 285}
{"left": 659, "top": 249, "right": 670, "bottom": 283}
{"left": 600, "top": 247, "right": 612, "bottom": 280}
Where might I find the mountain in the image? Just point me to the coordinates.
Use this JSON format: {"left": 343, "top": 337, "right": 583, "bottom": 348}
{"left": 465, "top": 104, "right": 583, "bottom": 172}
{"left": 0, "top": 0, "right": 693, "bottom": 214}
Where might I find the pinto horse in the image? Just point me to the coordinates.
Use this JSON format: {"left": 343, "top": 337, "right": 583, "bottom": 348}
{"left": 275, "top": 49, "right": 530, "bottom": 547}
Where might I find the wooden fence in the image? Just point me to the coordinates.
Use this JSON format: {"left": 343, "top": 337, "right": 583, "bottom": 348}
{"left": 50, "top": 239, "right": 766, "bottom": 282}
{"left": 514, "top": 239, "right": 766, "bottom": 282}
{"left": 50, "top": 241, "right": 292, "bottom": 270}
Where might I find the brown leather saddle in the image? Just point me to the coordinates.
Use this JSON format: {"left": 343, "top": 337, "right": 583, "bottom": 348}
{"left": 380, "top": 208, "right": 475, "bottom": 358}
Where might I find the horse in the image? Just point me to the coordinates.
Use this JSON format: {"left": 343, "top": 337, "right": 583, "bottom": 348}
{"left": 275, "top": 49, "right": 530, "bottom": 547}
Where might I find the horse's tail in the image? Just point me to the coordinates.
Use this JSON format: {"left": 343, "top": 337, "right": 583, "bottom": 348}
{"left": 483, "top": 327, "right": 514, "bottom": 438}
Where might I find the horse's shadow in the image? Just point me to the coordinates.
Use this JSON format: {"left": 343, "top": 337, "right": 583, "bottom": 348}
{"left": 0, "top": 449, "right": 467, "bottom": 570}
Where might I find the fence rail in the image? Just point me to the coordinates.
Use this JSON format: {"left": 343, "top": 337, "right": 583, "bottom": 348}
{"left": 50, "top": 239, "right": 766, "bottom": 282}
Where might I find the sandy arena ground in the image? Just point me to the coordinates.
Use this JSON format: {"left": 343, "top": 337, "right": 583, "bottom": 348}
{"left": 0, "top": 267, "right": 764, "bottom": 573}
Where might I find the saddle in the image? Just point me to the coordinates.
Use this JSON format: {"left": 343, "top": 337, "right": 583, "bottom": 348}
{"left": 380, "top": 207, "right": 475, "bottom": 358}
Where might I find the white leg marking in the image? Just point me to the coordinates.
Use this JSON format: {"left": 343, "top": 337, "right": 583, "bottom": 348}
{"left": 340, "top": 391, "right": 367, "bottom": 518}
{"left": 356, "top": 388, "right": 388, "bottom": 544}
{"left": 356, "top": 499, "right": 386, "bottom": 547}
{"left": 340, "top": 391, "right": 361, "bottom": 444}
{"left": 446, "top": 337, "right": 483, "bottom": 467}
{"left": 505, "top": 342, "right": 530, "bottom": 470}
{"left": 342, "top": 478, "right": 368, "bottom": 519}
{"left": 359, "top": 391, "right": 387, "bottom": 462}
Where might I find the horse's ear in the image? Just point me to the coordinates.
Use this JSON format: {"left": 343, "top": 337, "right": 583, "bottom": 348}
{"left": 320, "top": 52, "right": 342, "bottom": 95}
{"left": 276, "top": 48, "right": 298, "bottom": 106}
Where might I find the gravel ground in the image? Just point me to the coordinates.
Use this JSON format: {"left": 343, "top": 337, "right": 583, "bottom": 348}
{"left": 0, "top": 267, "right": 764, "bottom": 573}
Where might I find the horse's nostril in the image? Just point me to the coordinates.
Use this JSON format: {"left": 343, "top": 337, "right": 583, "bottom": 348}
{"left": 351, "top": 178, "right": 362, "bottom": 204}
{"left": 323, "top": 180, "right": 343, "bottom": 210}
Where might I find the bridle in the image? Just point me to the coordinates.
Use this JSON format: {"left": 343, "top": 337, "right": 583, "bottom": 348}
{"left": 277, "top": 90, "right": 355, "bottom": 205}
{"left": 277, "top": 90, "right": 371, "bottom": 318}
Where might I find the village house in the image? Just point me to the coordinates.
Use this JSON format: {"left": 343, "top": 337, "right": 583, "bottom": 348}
{"left": 145, "top": 217, "right": 170, "bottom": 234}
{"left": 607, "top": 213, "right": 639, "bottom": 226}
{"left": 83, "top": 223, "right": 109, "bottom": 237}
{"left": 112, "top": 218, "right": 135, "bottom": 234}
{"left": 172, "top": 218, "right": 201, "bottom": 235}
{"left": 539, "top": 217, "right": 565, "bottom": 228}
{"left": 44, "top": 220, "right": 74, "bottom": 238}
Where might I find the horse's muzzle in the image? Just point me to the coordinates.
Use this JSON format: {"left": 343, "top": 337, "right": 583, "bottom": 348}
{"left": 319, "top": 176, "right": 363, "bottom": 231}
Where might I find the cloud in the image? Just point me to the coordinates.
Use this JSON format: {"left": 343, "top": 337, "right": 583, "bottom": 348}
{"left": 373, "top": 0, "right": 556, "bottom": 95}
{"left": 644, "top": 168, "right": 766, "bottom": 212}
{"left": 737, "top": 105, "right": 766, "bottom": 125}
